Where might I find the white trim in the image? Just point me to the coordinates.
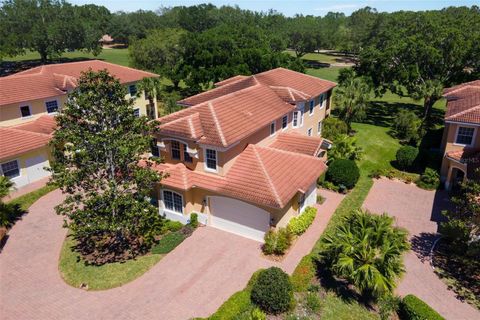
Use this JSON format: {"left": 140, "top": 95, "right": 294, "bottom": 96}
{"left": 319, "top": 94, "right": 325, "bottom": 109}
{"left": 270, "top": 121, "right": 276, "bottom": 136}
{"left": 203, "top": 148, "right": 218, "bottom": 172}
{"left": 44, "top": 98, "right": 60, "bottom": 114}
{"left": 292, "top": 111, "right": 300, "bottom": 128}
{"left": 453, "top": 125, "right": 477, "bottom": 147}
{"left": 19, "top": 104, "right": 33, "bottom": 119}
{"left": 0, "top": 159, "right": 21, "bottom": 180}
{"left": 445, "top": 120, "right": 480, "bottom": 127}
{"left": 160, "top": 189, "right": 184, "bottom": 215}
{"left": 281, "top": 114, "right": 288, "bottom": 131}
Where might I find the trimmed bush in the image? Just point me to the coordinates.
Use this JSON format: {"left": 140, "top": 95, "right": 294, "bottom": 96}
{"left": 189, "top": 213, "right": 199, "bottom": 228}
{"left": 160, "top": 220, "right": 183, "bottom": 234}
{"left": 325, "top": 159, "right": 360, "bottom": 189}
{"left": 288, "top": 207, "right": 317, "bottom": 236}
{"left": 400, "top": 294, "right": 444, "bottom": 320}
{"left": 251, "top": 267, "right": 293, "bottom": 314}
{"left": 396, "top": 146, "right": 419, "bottom": 170}
{"left": 263, "top": 228, "right": 293, "bottom": 255}
{"left": 416, "top": 168, "right": 439, "bottom": 190}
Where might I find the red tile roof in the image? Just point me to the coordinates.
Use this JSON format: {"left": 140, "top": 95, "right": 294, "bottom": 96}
{"left": 179, "top": 67, "right": 336, "bottom": 106}
{"left": 0, "top": 60, "right": 157, "bottom": 106}
{"left": 159, "top": 84, "right": 295, "bottom": 147}
{"left": 443, "top": 80, "right": 480, "bottom": 124}
{"left": 446, "top": 148, "right": 480, "bottom": 164}
{"left": 13, "top": 115, "right": 57, "bottom": 135}
{"left": 0, "top": 128, "right": 51, "bottom": 160}
{"left": 147, "top": 144, "right": 327, "bottom": 209}
{"left": 269, "top": 132, "right": 324, "bottom": 156}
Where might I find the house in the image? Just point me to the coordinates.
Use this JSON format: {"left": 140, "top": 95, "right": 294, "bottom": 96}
{"left": 150, "top": 67, "right": 336, "bottom": 241}
{"left": 440, "top": 80, "right": 480, "bottom": 189}
{"left": 0, "top": 60, "right": 158, "bottom": 188}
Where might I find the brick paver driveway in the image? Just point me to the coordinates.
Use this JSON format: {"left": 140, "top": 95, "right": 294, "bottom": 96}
{"left": 363, "top": 178, "right": 479, "bottom": 320}
{"left": 0, "top": 189, "right": 343, "bottom": 319}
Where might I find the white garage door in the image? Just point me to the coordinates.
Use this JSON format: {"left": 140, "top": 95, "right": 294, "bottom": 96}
{"left": 25, "top": 155, "right": 50, "bottom": 183}
{"left": 209, "top": 196, "right": 270, "bottom": 242}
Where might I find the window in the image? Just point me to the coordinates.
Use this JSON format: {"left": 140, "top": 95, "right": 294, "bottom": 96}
{"left": 307, "top": 128, "right": 312, "bottom": 136}
{"left": 309, "top": 100, "right": 314, "bottom": 115}
{"left": 20, "top": 105, "right": 31, "bottom": 118}
{"left": 171, "top": 141, "right": 181, "bottom": 160}
{"left": 163, "top": 190, "right": 183, "bottom": 213}
{"left": 133, "top": 108, "right": 140, "bottom": 117}
{"left": 293, "top": 112, "right": 299, "bottom": 127}
{"left": 183, "top": 144, "right": 193, "bottom": 163}
{"left": 317, "top": 121, "right": 322, "bottom": 135}
{"left": 270, "top": 121, "right": 276, "bottom": 136}
{"left": 282, "top": 115, "right": 288, "bottom": 130}
{"left": 45, "top": 100, "right": 58, "bottom": 113}
{"left": 456, "top": 127, "right": 475, "bottom": 145}
{"left": 1, "top": 160, "right": 20, "bottom": 179}
{"left": 151, "top": 139, "right": 160, "bottom": 157}
{"left": 300, "top": 110, "right": 304, "bottom": 126}
{"left": 128, "top": 84, "right": 137, "bottom": 96}
{"left": 205, "top": 149, "right": 217, "bottom": 171}
{"left": 320, "top": 94, "right": 325, "bottom": 108}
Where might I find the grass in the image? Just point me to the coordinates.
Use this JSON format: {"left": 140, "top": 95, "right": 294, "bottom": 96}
{"left": 307, "top": 66, "right": 344, "bottom": 82}
{"left": 321, "top": 292, "right": 379, "bottom": 320}
{"left": 59, "top": 236, "right": 163, "bottom": 291}
{"left": 151, "top": 231, "right": 186, "bottom": 254}
{"left": 7, "top": 183, "right": 57, "bottom": 211}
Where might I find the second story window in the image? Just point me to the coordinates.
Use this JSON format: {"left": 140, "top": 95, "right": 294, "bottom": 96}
{"left": 456, "top": 127, "right": 475, "bottom": 145}
{"left": 133, "top": 108, "right": 140, "bottom": 117}
{"left": 183, "top": 144, "right": 193, "bottom": 163}
{"left": 151, "top": 139, "right": 160, "bottom": 157}
{"left": 270, "top": 121, "right": 276, "bottom": 136}
{"left": 45, "top": 100, "right": 58, "bottom": 113}
{"left": 171, "top": 141, "right": 181, "bottom": 160}
{"left": 128, "top": 84, "right": 137, "bottom": 96}
{"left": 282, "top": 115, "right": 288, "bottom": 130}
{"left": 318, "top": 121, "right": 322, "bottom": 135}
{"left": 320, "top": 94, "right": 325, "bottom": 108}
{"left": 205, "top": 149, "right": 217, "bottom": 171}
{"left": 20, "top": 105, "right": 31, "bottom": 118}
{"left": 309, "top": 100, "right": 314, "bottom": 115}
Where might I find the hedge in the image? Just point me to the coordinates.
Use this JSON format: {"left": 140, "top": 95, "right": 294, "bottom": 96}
{"left": 288, "top": 206, "right": 317, "bottom": 236}
{"left": 400, "top": 294, "right": 444, "bottom": 320}
{"left": 325, "top": 159, "right": 360, "bottom": 189}
{"left": 396, "top": 146, "right": 419, "bottom": 170}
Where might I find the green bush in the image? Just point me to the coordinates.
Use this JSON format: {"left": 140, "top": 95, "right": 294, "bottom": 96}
{"left": 305, "top": 292, "right": 322, "bottom": 313}
{"left": 400, "top": 294, "right": 444, "bottom": 320}
{"left": 151, "top": 231, "right": 186, "bottom": 254}
{"left": 393, "top": 109, "right": 423, "bottom": 144}
{"left": 416, "top": 168, "right": 439, "bottom": 190}
{"left": 325, "top": 159, "right": 360, "bottom": 189}
{"left": 0, "top": 202, "right": 24, "bottom": 228}
{"left": 396, "top": 146, "right": 419, "bottom": 170}
{"left": 378, "top": 294, "right": 401, "bottom": 320}
{"left": 322, "top": 117, "right": 348, "bottom": 141}
{"left": 263, "top": 228, "right": 293, "bottom": 255}
{"left": 288, "top": 207, "right": 317, "bottom": 236}
{"left": 439, "top": 218, "right": 470, "bottom": 252}
{"left": 329, "top": 134, "right": 363, "bottom": 161}
{"left": 316, "top": 194, "right": 325, "bottom": 204}
{"left": 189, "top": 213, "right": 199, "bottom": 228}
{"left": 160, "top": 220, "right": 183, "bottom": 234}
{"left": 251, "top": 267, "right": 293, "bottom": 314}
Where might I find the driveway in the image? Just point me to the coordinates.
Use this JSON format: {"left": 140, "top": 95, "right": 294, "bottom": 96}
{"left": 363, "top": 178, "right": 479, "bottom": 320}
{"left": 0, "top": 189, "right": 343, "bottom": 319}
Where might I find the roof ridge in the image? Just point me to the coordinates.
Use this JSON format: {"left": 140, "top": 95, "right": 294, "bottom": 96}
{"left": 257, "top": 67, "right": 337, "bottom": 85}
{"left": 260, "top": 145, "right": 325, "bottom": 161}
{"left": 208, "top": 102, "right": 227, "bottom": 147}
{"left": 251, "top": 145, "right": 283, "bottom": 207}
{"left": 0, "top": 126, "right": 51, "bottom": 138}
{"left": 444, "top": 83, "right": 480, "bottom": 96}
{"left": 187, "top": 114, "right": 197, "bottom": 138}
{"left": 446, "top": 104, "right": 480, "bottom": 120}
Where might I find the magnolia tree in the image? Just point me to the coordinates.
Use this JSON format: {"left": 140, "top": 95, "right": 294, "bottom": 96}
{"left": 50, "top": 70, "right": 163, "bottom": 265}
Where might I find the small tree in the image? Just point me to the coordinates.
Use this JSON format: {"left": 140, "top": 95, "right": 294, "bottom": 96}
{"left": 393, "top": 109, "right": 423, "bottom": 144}
{"left": 333, "top": 72, "right": 370, "bottom": 132}
{"left": 322, "top": 117, "right": 348, "bottom": 141}
{"left": 50, "top": 70, "right": 164, "bottom": 265}
{"left": 321, "top": 211, "right": 410, "bottom": 299}
{"left": 329, "top": 134, "right": 363, "bottom": 162}
{"left": 137, "top": 77, "right": 162, "bottom": 120}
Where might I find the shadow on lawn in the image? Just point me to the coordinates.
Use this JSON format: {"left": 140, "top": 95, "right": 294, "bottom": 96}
{"left": 0, "top": 57, "right": 95, "bottom": 76}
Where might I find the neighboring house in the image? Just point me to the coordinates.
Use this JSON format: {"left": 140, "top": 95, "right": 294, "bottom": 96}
{"left": 150, "top": 67, "right": 336, "bottom": 241}
{"left": 0, "top": 60, "right": 158, "bottom": 188}
{"left": 440, "top": 80, "right": 480, "bottom": 190}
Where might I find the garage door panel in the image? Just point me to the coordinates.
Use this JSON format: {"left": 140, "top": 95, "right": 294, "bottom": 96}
{"left": 210, "top": 196, "right": 270, "bottom": 242}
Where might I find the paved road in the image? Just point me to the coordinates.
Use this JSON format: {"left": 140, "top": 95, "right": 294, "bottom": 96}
{"left": 363, "top": 178, "right": 479, "bottom": 320}
{"left": 0, "top": 189, "right": 343, "bottom": 319}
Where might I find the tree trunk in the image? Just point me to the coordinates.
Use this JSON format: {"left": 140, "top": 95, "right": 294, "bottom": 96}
{"left": 38, "top": 47, "right": 48, "bottom": 63}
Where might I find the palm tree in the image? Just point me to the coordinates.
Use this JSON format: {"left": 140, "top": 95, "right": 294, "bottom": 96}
{"left": 0, "top": 176, "right": 14, "bottom": 198}
{"left": 333, "top": 74, "right": 370, "bottom": 132}
{"left": 321, "top": 210, "right": 410, "bottom": 299}
{"left": 137, "top": 77, "right": 162, "bottom": 120}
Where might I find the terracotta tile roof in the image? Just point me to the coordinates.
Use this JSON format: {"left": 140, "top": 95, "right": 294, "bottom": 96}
{"left": 159, "top": 84, "right": 295, "bottom": 147}
{"left": 179, "top": 67, "right": 336, "bottom": 106}
{"left": 443, "top": 80, "right": 480, "bottom": 124}
{"left": 147, "top": 144, "right": 327, "bottom": 209}
{"left": 269, "top": 132, "right": 325, "bottom": 156}
{"left": 0, "top": 60, "right": 157, "bottom": 106}
{"left": 0, "top": 127, "right": 51, "bottom": 160}
{"left": 446, "top": 148, "right": 480, "bottom": 164}
{"left": 13, "top": 115, "right": 57, "bottom": 135}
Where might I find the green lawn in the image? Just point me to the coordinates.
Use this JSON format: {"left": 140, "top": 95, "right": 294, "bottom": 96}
{"left": 7, "top": 183, "right": 58, "bottom": 211}
{"left": 59, "top": 236, "right": 163, "bottom": 290}
{"left": 307, "top": 66, "right": 344, "bottom": 82}
{"left": 4, "top": 48, "right": 130, "bottom": 66}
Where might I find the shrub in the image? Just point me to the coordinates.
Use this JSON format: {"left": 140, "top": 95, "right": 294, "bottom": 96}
{"left": 439, "top": 217, "right": 470, "bottom": 252}
{"left": 249, "top": 308, "right": 266, "bottom": 320}
{"left": 288, "top": 207, "right": 317, "bottom": 236}
{"left": 263, "top": 228, "right": 293, "bottom": 255}
{"left": 189, "top": 213, "right": 199, "bottom": 228}
{"left": 416, "top": 168, "right": 439, "bottom": 190}
{"left": 316, "top": 194, "right": 325, "bottom": 204}
{"left": 319, "top": 181, "right": 340, "bottom": 192}
{"left": 400, "top": 294, "right": 444, "bottom": 320}
{"left": 393, "top": 109, "right": 423, "bottom": 144}
{"left": 305, "top": 292, "right": 322, "bottom": 313}
{"left": 396, "top": 146, "right": 419, "bottom": 170}
{"left": 160, "top": 220, "right": 183, "bottom": 234}
{"left": 378, "top": 294, "right": 401, "bottom": 320}
{"left": 325, "top": 159, "right": 360, "bottom": 189}
{"left": 322, "top": 117, "right": 348, "bottom": 141}
{"left": 328, "top": 134, "right": 363, "bottom": 162}
{"left": 151, "top": 231, "right": 186, "bottom": 254}
{"left": 251, "top": 267, "right": 293, "bottom": 314}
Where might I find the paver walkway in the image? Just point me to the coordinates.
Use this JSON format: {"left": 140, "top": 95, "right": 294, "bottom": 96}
{"left": 363, "top": 178, "right": 479, "bottom": 320}
{"left": 0, "top": 188, "right": 342, "bottom": 319}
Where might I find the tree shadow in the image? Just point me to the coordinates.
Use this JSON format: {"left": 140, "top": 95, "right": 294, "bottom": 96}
{"left": 303, "top": 59, "right": 331, "bottom": 69}
{"left": 1, "top": 57, "right": 95, "bottom": 76}
{"left": 410, "top": 232, "right": 439, "bottom": 262}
